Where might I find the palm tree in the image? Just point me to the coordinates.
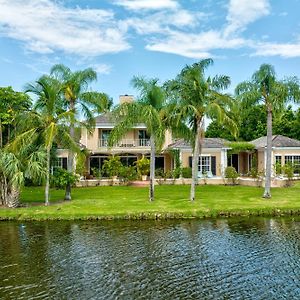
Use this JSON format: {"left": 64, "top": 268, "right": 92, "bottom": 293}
{"left": 50, "top": 64, "right": 112, "bottom": 200}
{"left": 24, "top": 75, "right": 80, "bottom": 205}
{"left": 0, "top": 145, "right": 46, "bottom": 208}
{"left": 165, "top": 59, "right": 237, "bottom": 201}
{"left": 236, "top": 64, "right": 300, "bottom": 198}
{"left": 110, "top": 77, "right": 166, "bottom": 201}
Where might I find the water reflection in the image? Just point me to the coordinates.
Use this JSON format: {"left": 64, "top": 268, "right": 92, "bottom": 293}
{"left": 1, "top": 218, "right": 300, "bottom": 299}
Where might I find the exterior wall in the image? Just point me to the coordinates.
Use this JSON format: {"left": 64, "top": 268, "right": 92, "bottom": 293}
{"left": 256, "top": 148, "right": 300, "bottom": 173}
{"left": 80, "top": 128, "right": 99, "bottom": 151}
{"left": 56, "top": 149, "right": 69, "bottom": 158}
{"left": 162, "top": 130, "right": 173, "bottom": 150}
{"left": 180, "top": 149, "right": 222, "bottom": 177}
{"left": 164, "top": 153, "right": 172, "bottom": 171}
{"left": 257, "top": 150, "right": 265, "bottom": 172}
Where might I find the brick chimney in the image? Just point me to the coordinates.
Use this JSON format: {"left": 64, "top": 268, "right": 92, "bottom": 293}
{"left": 119, "top": 94, "right": 134, "bottom": 104}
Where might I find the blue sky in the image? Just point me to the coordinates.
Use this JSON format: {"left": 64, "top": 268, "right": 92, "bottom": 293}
{"left": 1, "top": 0, "right": 300, "bottom": 104}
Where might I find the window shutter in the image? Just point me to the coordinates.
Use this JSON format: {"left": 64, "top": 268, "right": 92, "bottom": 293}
{"left": 189, "top": 156, "right": 192, "bottom": 168}
{"left": 211, "top": 156, "right": 216, "bottom": 176}
{"left": 62, "top": 157, "right": 68, "bottom": 170}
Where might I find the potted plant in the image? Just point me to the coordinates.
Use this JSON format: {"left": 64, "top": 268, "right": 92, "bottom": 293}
{"left": 102, "top": 155, "right": 122, "bottom": 179}
{"left": 136, "top": 156, "right": 150, "bottom": 181}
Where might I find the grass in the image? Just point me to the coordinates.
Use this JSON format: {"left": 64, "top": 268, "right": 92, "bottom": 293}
{"left": 1, "top": 182, "right": 300, "bottom": 221}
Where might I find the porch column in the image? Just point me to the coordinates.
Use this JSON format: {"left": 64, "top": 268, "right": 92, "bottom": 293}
{"left": 179, "top": 150, "right": 183, "bottom": 178}
{"left": 220, "top": 149, "right": 227, "bottom": 176}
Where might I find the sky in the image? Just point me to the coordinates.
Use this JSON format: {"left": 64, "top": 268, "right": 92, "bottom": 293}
{"left": 1, "top": 0, "right": 300, "bottom": 104}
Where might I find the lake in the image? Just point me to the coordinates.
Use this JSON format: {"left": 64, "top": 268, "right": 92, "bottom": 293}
{"left": 1, "top": 217, "right": 300, "bottom": 299}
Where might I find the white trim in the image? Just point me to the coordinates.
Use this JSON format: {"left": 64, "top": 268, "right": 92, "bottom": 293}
{"left": 180, "top": 148, "right": 223, "bottom": 153}
{"left": 273, "top": 147, "right": 300, "bottom": 150}
{"left": 96, "top": 124, "right": 146, "bottom": 129}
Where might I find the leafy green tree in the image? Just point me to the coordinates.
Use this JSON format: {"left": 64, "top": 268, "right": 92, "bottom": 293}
{"left": 22, "top": 75, "right": 80, "bottom": 205}
{"left": 110, "top": 77, "right": 166, "bottom": 201}
{"left": 236, "top": 64, "right": 300, "bottom": 198}
{"left": 0, "top": 87, "right": 31, "bottom": 147}
{"left": 165, "top": 59, "right": 237, "bottom": 201}
{"left": 273, "top": 105, "right": 295, "bottom": 138}
{"left": 50, "top": 64, "right": 112, "bottom": 199}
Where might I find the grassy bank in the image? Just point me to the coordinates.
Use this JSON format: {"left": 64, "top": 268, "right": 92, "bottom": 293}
{"left": 1, "top": 183, "right": 300, "bottom": 221}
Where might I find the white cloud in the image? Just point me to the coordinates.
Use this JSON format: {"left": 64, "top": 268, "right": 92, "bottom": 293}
{"left": 90, "top": 63, "right": 112, "bottom": 74}
{"left": 146, "top": 30, "right": 246, "bottom": 59}
{"left": 252, "top": 42, "right": 300, "bottom": 58}
{"left": 123, "top": 9, "right": 205, "bottom": 35}
{"left": 141, "top": 0, "right": 272, "bottom": 59}
{"left": 113, "top": 0, "right": 178, "bottom": 11}
{"left": 224, "top": 0, "right": 270, "bottom": 36}
{"left": 0, "top": 0, "right": 130, "bottom": 56}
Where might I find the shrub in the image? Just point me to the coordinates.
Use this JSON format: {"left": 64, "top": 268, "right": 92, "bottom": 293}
{"left": 155, "top": 168, "right": 164, "bottom": 178}
{"left": 52, "top": 168, "right": 78, "bottom": 189}
{"left": 91, "top": 167, "right": 102, "bottom": 179}
{"left": 182, "top": 167, "right": 192, "bottom": 178}
{"left": 274, "top": 162, "right": 282, "bottom": 176}
{"left": 135, "top": 156, "right": 150, "bottom": 176}
{"left": 102, "top": 155, "right": 122, "bottom": 178}
{"left": 119, "top": 166, "right": 138, "bottom": 183}
{"left": 283, "top": 163, "right": 294, "bottom": 186}
{"left": 224, "top": 166, "right": 239, "bottom": 185}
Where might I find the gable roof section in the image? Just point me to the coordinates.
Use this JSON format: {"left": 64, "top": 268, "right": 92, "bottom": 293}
{"left": 168, "top": 138, "right": 229, "bottom": 149}
{"left": 251, "top": 135, "right": 300, "bottom": 148}
{"left": 95, "top": 112, "right": 115, "bottom": 125}
{"left": 95, "top": 113, "right": 145, "bottom": 128}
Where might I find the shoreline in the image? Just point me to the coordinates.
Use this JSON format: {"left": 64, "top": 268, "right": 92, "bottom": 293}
{"left": 1, "top": 184, "right": 300, "bottom": 221}
{"left": 1, "top": 207, "right": 300, "bottom": 221}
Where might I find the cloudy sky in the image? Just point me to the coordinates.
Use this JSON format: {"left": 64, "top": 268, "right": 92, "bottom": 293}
{"left": 1, "top": 0, "right": 300, "bottom": 103}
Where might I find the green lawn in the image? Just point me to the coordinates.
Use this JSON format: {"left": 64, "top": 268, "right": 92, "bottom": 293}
{"left": 1, "top": 183, "right": 300, "bottom": 220}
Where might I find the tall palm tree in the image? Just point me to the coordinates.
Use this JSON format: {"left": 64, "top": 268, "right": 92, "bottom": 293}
{"left": 24, "top": 75, "right": 80, "bottom": 205}
{"left": 50, "top": 64, "right": 112, "bottom": 200}
{"left": 110, "top": 77, "right": 166, "bottom": 201}
{"left": 236, "top": 64, "right": 300, "bottom": 198}
{"left": 165, "top": 59, "right": 237, "bottom": 201}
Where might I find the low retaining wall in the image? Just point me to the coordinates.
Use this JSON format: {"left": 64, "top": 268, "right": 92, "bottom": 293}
{"left": 77, "top": 177, "right": 289, "bottom": 187}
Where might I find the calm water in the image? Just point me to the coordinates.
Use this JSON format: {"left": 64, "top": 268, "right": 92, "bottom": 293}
{"left": 1, "top": 218, "right": 300, "bottom": 299}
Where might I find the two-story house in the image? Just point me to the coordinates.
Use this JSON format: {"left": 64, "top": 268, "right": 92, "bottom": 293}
{"left": 80, "top": 95, "right": 173, "bottom": 176}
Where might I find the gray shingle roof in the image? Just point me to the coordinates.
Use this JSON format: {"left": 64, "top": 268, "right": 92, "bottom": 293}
{"left": 251, "top": 135, "right": 300, "bottom": 148}
{"left": 95, "top": 112, "right": 145, "bottom": 127}
{"left": 95, "top": 112, "right": 115, "bottom": 125}
{"left": 168, "top": 138, "right": 229, "bottom": 149}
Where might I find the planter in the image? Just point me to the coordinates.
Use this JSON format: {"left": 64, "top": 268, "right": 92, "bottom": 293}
{"left": 112, "top": 176, "right": 118, "bottom": 181}
{"left": 141, "top": 175, "right": 147, "bottom": 181}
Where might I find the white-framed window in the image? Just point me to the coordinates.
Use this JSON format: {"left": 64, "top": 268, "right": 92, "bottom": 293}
{"left": 51, "top": 157, "right": 67, "bottom": 174}
{"left": 275, "top": 155, "right": 282, "bottom": 165}
{"left": 284, "top": 155, "right": 300, "bottom": 174}
{"left": 198, "top": 156, "right": 211, "bottom": 174}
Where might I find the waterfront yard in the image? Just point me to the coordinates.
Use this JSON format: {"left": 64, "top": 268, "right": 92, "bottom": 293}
{"left": 1, "top": 183, "right": 300, "bottom": 220}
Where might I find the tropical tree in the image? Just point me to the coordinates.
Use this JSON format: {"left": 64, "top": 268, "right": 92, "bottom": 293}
{"left": 165, "top": 59, "right": 237, "bottom": 201}
{"left": 109, "top": 77, "right": 166, "bottom": 201}
{"left": 50, "top": 64, "right": 112, "bottom": 199}
{"left": 235, "top": 64, "right": 300, "bottom": 198}
{"left": 0, "top": 144, "right": 46, "bottom": 208}
{"left": 23, "top": 75, "right": 80, "bottom": 205}
{"left": 0, "top": 87, "right": 31, "bottom": 148}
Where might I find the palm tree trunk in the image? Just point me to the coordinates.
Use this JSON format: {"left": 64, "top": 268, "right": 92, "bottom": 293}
{"left": 0, "top": 119, "right": 3, "bottom": 148}
{"left": 7, "top": 187, "right": 20, "bottom": 208}
{"left": 149, "top": 135, "right": 155, "bottom": 202}
{"left": 64, "top": 184, "right": 71, "bottom": 201}
{"left": 263, "top": 107, "right": 272, "bottom": 198}
{"left": 66, "top": 100, "right": 75, "bottom": 201}
{"left": 190, "top": 119, "right": 202, "bottom": 201}
{"left": 45, "top": 146, "right": 51, "bottom": 206}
